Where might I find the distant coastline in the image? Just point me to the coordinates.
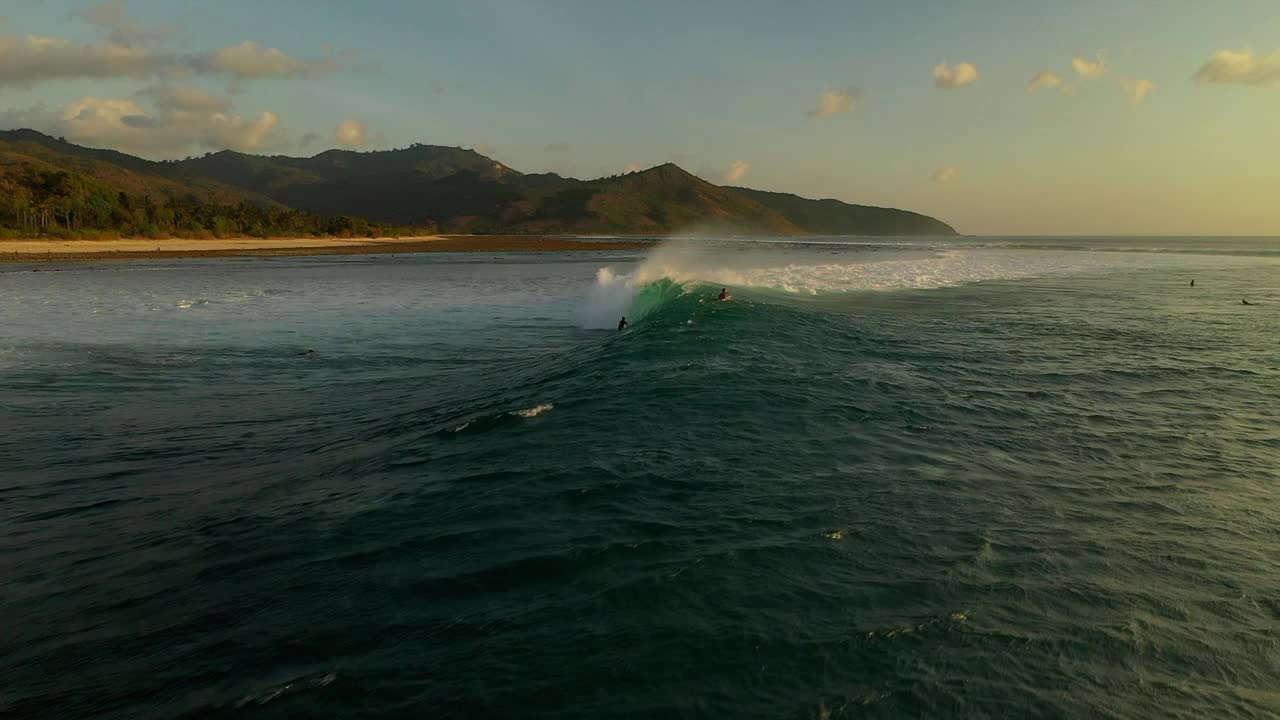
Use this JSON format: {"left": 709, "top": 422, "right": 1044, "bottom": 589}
{"left": 1, "top": 130, "right": 956, "bottom": 240}
{"left": 0, "top": 235, "right": 655, "bottom": 263}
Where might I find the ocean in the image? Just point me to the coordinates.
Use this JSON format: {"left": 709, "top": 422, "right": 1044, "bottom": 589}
{"left": 1, "top": 236, "right": 1278, "bottom": 719}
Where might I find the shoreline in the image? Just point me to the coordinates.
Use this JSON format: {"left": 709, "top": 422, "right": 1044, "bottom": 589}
{"left": 0, "top": 235, "right": 655, "bottom": 263}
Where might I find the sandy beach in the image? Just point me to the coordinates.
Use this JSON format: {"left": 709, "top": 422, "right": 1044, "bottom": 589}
{"left": 0, "top": 235, "right": 654, "bottom": 262}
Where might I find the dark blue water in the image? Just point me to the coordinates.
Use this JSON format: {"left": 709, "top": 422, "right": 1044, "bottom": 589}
{"left": 2, "top": 238, "right": 1278, "bottom": 718}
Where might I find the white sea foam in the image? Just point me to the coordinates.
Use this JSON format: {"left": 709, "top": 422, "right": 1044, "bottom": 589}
{"left": 579, "top": 267, "right": 638, "bottom": 329}
{"left": 511, "top": 403, "right": 554, "bottom": 418}
{"left": 234, "top": 672, "right": 337, "bottom": 709}
{"left": 578, "top": 239, "right": 1253, "bottom": 327}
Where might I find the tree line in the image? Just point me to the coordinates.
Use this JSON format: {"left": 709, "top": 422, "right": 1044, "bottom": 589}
{"left": 0, "top": 164, "right": 432, "bottom": 239}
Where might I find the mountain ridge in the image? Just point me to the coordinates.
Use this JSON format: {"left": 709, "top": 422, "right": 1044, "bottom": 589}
{"left": 0, "top": 130, "right": 958, "bottom": 236}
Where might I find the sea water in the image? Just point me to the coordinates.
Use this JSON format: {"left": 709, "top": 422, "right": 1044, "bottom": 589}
{"left": 1, "top": 237, "right": 1278, "bottom": 718}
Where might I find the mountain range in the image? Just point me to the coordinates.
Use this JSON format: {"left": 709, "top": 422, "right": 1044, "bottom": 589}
{"left": 0, "top": 129, "right": 956, "bottom": 236}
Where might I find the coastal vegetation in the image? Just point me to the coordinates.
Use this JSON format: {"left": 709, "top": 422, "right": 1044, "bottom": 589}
{"left": 0, "top": 164, "right": 426, "bottom": 240}
{"left": 1, "top": 129, "right": 956, "bottom": 238}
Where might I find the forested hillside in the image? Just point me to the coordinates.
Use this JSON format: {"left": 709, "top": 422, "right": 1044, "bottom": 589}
{"left": 0, "top": 130, "right": 957, "bottom": 238}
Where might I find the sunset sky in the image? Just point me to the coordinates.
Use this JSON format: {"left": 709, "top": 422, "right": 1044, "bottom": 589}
{"left": 2, "top": 0, "right": 1278, "bottom": 235}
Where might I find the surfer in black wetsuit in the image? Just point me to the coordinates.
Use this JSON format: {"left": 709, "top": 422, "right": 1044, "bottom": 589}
{"left": 618, "top": 316, "right": 628, "bottom": 330}
{"left": 1190, "top": 279, "right": 1194, "bottom": 287}
{"left": 718, "top": 288, "right": 729, "bottom": 301}
{"left": 1241, "top": 298, "right": 1253, "bottom": 306}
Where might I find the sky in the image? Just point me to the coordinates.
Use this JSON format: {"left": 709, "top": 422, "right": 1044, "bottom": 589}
{"left": 1, "top": 0, "right": 1279, "bottom": 235}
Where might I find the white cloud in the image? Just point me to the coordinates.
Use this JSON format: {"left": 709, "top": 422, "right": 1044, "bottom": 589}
{"left": 333, "top": 118, "right": 367, "bottom": 148}
{"left": 1026, "top": 70, "right": 1064, "bottom": 92}
{"left": 0, "top": 9, "right": 377, "bottom": 159}
{"left": 0, "top": 4, "right": 368, "bottom": 93}
{"left": 0, "top": 104, "right": 59, "bottom": 133}
{"left": 808, "top": 87, "right": 859, "bottom": 118}
{"left": 1194, "top": 48, "right": 1280, "bottom": 86}
{"left": 2, "top": 96, "right": 287, "bottom": 157}
{"left": 1072, "top": 52, "right": 1106, "bottom": 78}
{"left": 0, "top": 31, "right": 357, "bottom": 89}
{"left": 62, "top": 97, "right": 282, "bottom": 154}
{"left": 73, "top": 0, "right": 169, "bottom": 48}
{"left": 201, "top": 112, "right": 281, "bottom": 152}
{"left": 932, "top": 166, "right": 958, "bottom": 183}
{"left": 138, "top": 84, "right": 232, "bottom": 113}
{"left": 203, "top": 40, "right": 341, "bottom": 80}
{"left": 0, "top": 33, "right": 174, "bottom": 87}
{"left": 720, "top": 160, "right": 751, "bottom": 184}
{"left": 933, "top": 62, "right": 979, "bottom": 89}
{"left": 1125, "top": 78, "right": 1155, "bottom": 104}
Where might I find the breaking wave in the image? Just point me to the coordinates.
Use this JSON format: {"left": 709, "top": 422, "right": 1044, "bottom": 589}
{"left": 578, "top": 239, "right": 1264, "bottom": 328}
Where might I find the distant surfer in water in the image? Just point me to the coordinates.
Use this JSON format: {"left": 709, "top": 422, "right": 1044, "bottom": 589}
{"left": 1241, "top": 298, "right": 1253, "bottom": 306}
{"left": 617, "top": 316, "right": 628, "bottom": 330}
{"left": 718, "top": 288, "right": 730, "bottom": 301}
{"left": 1190, "top": 279, "right": 1194, "bottom": 287}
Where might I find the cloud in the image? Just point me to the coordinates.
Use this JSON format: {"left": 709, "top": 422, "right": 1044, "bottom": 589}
{"left": 0, "top": 5, "right": 369, "bottom": 92}
{"left": 0, "top": 104, "right": 57, "bottom": 132}
{"left": 1125, "top": 78, "right": 1155, "bottom": 104}
{"left": 73, "top": 0, "right": 169, "bottom": 48}
{"left": 138, "top": 84, "right": 232, "bottom": 113}
{"left": 623, "top": 163, "right": 643, "bottom": 173}
{"left": 932, "top": 166, "right": 958, "bottom": 182}
{"left": 472, "top": 142, "right": 496, "bottom": 156}
{"left": 1026, "top": 70, "right": 1064, "bottom": 92}
{"left": 333, "top": 118, "right": 367, "bottom": 148}
{"left": 300, "top": 131, "right": 319, "bottom": 148}
{"left": 8, "top": 96, "right": 286, "bottom": 156}
{"left": 0, "top": 31, "right": 358, "bottom": 89}
{"left": 65, "top": 97, "right": 283, "bottom": 154}
{"left": 720, "top": 160, "right": 751, "bottom": 184}
{"left": 201, "top": 40, "right": 342, "bottom": 81}
{"left": 933, "top": 62, "right": 979, "bottom": 89}
{"left": 1072, "top": 52, "right": 1106, "bottom": 78}
{"left": 808, "top": 87, "right": 859, "bottom": 118}
{"left": 0, "top": 33, "right": 175, "bottom": 87}
{"left": 1194, "top": 48, "right": 1280, "bottom": 86}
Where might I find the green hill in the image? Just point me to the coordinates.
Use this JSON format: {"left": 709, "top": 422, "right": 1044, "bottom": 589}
{"left": 497, "top": 164, "right": 802, "bottom": 235}
{"left": 0, "top": 130, "right": 958, "bottom": 236}
{"left": 0, "top": 129, "right": 272, "bottom": 206}
{"left": 0, "top": 131, "right": 416, "bottom": 238}
{"left": 732, "top": 187, "right": 957, "bottom": 236}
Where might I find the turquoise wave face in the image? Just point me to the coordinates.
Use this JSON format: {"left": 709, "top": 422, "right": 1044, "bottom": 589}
{"left": 627, "top": 276, "right": 688, "bottom": 320}
{"left": 2, "top": 241, "right": 1279, "bottom": 719}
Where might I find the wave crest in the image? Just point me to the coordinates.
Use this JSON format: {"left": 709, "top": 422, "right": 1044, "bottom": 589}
{"left": 579, "top": 239, "right": 1271, "bottom": 326}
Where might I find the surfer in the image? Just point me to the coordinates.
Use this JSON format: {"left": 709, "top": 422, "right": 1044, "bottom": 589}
{"left": 1241, "top": 298, "right": 1253, "bottom": 306}
{"left": 617, "top": 316, "right": 628, "bottom": 330}
{"left": 1190, "top": 279, "right": 1194, "bottom": 287}
{"left": 718, "top": 288, "right": 730, "bottom": 301}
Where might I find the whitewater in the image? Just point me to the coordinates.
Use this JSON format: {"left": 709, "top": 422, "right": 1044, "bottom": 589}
{"left": 2, "top": 236, "right": 1278, "bottom": 719}
{"left": 580, "top": 236, "right": 1270, "bottom": 327}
